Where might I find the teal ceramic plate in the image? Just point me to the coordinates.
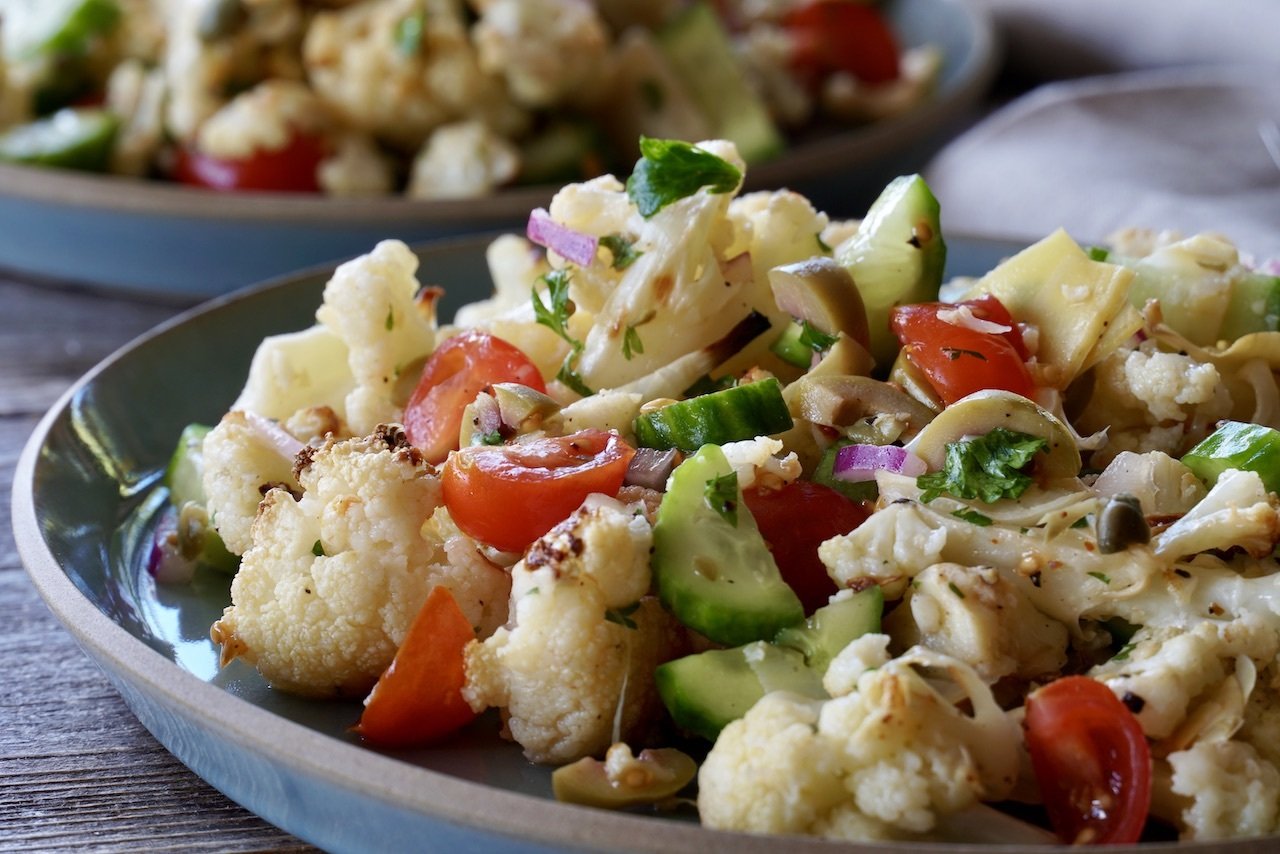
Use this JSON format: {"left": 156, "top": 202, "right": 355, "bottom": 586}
{"left": 22, "top": 234, "right": 1258, "bottom": 854}
{"left": 0, "top": 0, "right": 995, "bottom": 300}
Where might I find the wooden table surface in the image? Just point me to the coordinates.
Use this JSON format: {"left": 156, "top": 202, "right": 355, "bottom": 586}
{"left": 1, "top": 271, "right": 316, "bottom": 852}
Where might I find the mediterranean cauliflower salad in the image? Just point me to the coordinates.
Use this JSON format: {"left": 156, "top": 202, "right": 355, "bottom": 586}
{"left": 152, "top": 137, "right": 1280, "bottom": 845}
{"left": 0, "top": 0, "right": 937, "bottom": 196}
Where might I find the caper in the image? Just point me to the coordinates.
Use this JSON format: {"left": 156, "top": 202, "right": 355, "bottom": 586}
{"left": 197, "top": 0, "right": 248, "bottom": 42}
{"left": 1096, "top": 493, "right": 1150, "bottom": 554}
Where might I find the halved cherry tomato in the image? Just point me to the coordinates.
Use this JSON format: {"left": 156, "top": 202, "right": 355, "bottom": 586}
{"left": 743, "top": 480, "right": 871, "bottom": 614}
{"left": 355, "top": 585, "right": 477, "bottom": 748}
{"left": 442, "top": 429, "right": 634, "bottom": 553}
{"left": 173, "top": 131, "right": 326, "bottom": 192}
{"left": 1024, "top": 675, "right": 1152, "bottom": 845}
{"left": 782, "top": 1, "right": 901, "bottom": 87}
{"left": 404, "top": 331, "right": 546, "bottom": 464}
{"left": 890, "top": 296, "right": 1036, "bottom": 405}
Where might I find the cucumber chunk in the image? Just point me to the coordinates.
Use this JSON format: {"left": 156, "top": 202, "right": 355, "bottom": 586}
{"left": 633, "top": 377, "right": 793, "bottom": 451}
{"left": 164, "top": 423, "right": 238, "bottom": 574}
{"left": 836, "top": 175, "right": 946, "bottom": 368}
{"left": 774, "top": 586, "right": 884, "bottom": 676}
{"left": 4, "top": 0, "right": 121, "bottom": 60}
{"left": 656, "top": 1, "right": 784, "bottom": 163}
{"left": 769, "top": 321, "right": 813, "bottom": 369}
{"left": 656, "top": 641, "right": 822, "bottom": 741}
{"left": 0, "top": 107, "right": 118, "bottom": 171}
{"left": 652, "top": 445, "right": 804, "bottom": 645}
{"left": 1219, "top": 272, "right": 1280, "bottom": 341}
{"left": 1182, "top": 421, "right": 1280, "bottom": 495}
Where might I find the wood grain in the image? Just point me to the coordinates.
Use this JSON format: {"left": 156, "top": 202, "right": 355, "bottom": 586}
{"left": 1, "top": 274, "right": 317, "bottom": 852}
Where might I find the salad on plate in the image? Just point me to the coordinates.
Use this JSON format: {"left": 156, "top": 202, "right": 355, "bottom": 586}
{"left": 0, "top": 0, "right": 937, "bottom": 196}
{"left": 154, "top": 136, "right": 1280, "bottom": 845}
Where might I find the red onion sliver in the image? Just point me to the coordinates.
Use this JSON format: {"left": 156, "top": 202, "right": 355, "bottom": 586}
{"left": 624, "top": 447, "right": 681, "bottom": 491}
{"left": 527, "top": 208, "right": 599, "bottom": 267}
{"left": 149, "top": 515, "right": 196, "bottom": 585}
{"left": 833, "top": 444, "right": 926, "bottom": 482}
{"left": 244, "top": 411, "right": 304, "bottom": 461}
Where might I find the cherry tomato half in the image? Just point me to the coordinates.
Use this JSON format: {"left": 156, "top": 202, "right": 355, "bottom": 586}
{"left": 782, "top": 0, "right": 901, "bottom": 87}
{"left": 889, "top": 296, "right": 1036, "bottom": 405}
{"left": 442, "top": 429, "right": 635, "bottom": 553}
{"left": 1024, "top": 676, "right": 1152, "bottom": 845}
{"left": 743, "top": 480, "right": 871, "bottom": 614}
{"left": 355, "top": 585, "right": 477, "bottom": 748}
{"left": 173, "top": 131, "right": 326, "bottom": 192}
{"left": 404, "top": 331, "right": 546, "bottom": 464}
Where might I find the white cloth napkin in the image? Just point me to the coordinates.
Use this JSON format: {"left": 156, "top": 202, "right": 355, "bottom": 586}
{"left": 924, "top": 65, "right": 1280, "bottom": 260}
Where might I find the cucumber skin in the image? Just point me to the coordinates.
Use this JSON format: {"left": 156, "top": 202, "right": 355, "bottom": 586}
{"left": 0, "top": 108, "right": 119, "bottom": 171}
{"left": 774, "top": 586, "right": 884, "bottom": 676}
{"left": 652, "top": 445, "right": 804, "bottom": 646}
{"left": 1182, "top": 420, "right": 1280, "bottom": 495}
{"left": 633, "top": 377, "right": 793, "bottom": 451}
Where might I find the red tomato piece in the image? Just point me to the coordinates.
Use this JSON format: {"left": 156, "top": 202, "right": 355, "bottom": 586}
{"left": 173, "top": 131, "right": 326, "bottom": 193}
{"left": 889, "top": 297, "right": 1037, "bottom": 405}
{"left": 743, "top": 480, "right": 871, "bottom": 614}
{"left": 355, "top": 585, "right": 477, "bottom": 748}
{"left": 404, "top": 331, "right": 546, "bottom": 464}
{"left": 1024, "top": 675, "right": 1152, "bottom": 845}
{"left": 442, "top": 429, "right": 635, "bottom": 553}
{"left": 782, "top": 0, "right": 901, "bottom": 87}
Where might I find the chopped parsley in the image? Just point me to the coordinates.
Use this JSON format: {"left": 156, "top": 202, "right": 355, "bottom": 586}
{"left": 705, "top": 471, "right": 740, "bottom": 527}
{"left": 798, "top": 321, "right": 839, "bottom": 353}
{"left": 311, "top": 540, "right": 325, "bottom": 557}
{"left": 916, "top": 428, "right": 1048, "bottom": 504}
{"left": 605, "top": 602, "right": 641, "bottom": 630}
{"left": 622, "top": 324, "right": 645, "bottom": 360}
{"left": 394, "top": 10, "right": 426, "bottom": 57}
{"left": 384, "top": 306, "right": 395, "bottom": 331}
{"left": 599, "top": 233, "right": 643, "bottom": 270}
{"left": 948, "top": 581, "right": 965, "bottom": 599}
{"left": 1071, "top": 515, "right": 1091, "bottom": 529}
{"left": 1112, "top": 641, "right": 1137, "bottom": 662}
{"left": 478, "top": 430, "right": 504, "bottom": 446}
{"left": 625, "top": 137, "right": 742, "bottom": 218}
{"left": 556, "top": 361, "right": 594, "bottom": 396}
{"left": 532, "top": 269, "right": 577, "bottom": 344}
{"left": 1088, "top": 571, "right": 1112, "bottom": 584}
{"left": 952, "top": 508, "right": 993, "bottom": 526}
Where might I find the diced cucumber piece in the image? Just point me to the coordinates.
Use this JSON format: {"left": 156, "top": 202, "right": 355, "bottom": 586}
{"left": 656, "top": 1, "right": 784, "bottom": 163}
{"left": 0, "top": 107, "right": 118, "bottom": 171}
{"left": 634, "top": 377, "right": 793, "bottom": 451}
{"left": 774, "top": 586, "right": 883, "bottom": 676}
{"left": 1182, "top": 421, "right": 1280, "bottom": 495}
{"left": 4, "top": 0, "right": 121, "bottom": 60}
{"left": 656, "top": 641, "right": 822, "bottom": 741}
{"left": 769, "top": 321, "right": 813, "bottom": 369}
{"left": 164, "top": 424, "right": 213, "bottom": 508}
{"left": 836, "top": 175, "right": 946, "bottom": 368}
{"left": 811, "top": 441, "right": 878, "bottom": 502}
{"left": 652, "top": 445, "right": 804, "bottom": 646}
{"left": 1219, "top": 272, "right": 1280, "bottom": 341}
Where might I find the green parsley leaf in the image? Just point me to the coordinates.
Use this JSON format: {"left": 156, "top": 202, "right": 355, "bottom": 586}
{"left": 557, "top": 359, "right": 594, "bottom": 397}
{"left": 1071, "top": 515, "right": 1091, "bottom": 529}
{"left": 948, "top": 581, "right": 965, "bottom": 599}
{"left": 605, "top": 602, "right": 641, "bottom": 630}
{"left": 394, "top": 10, "right": 426, "bottom": 57}
{"left": 798, "top": 321, "right": 839, "bottom": 354}
{"left": 625, "top": 137, "right": 742, "bottom": 218}
{"left": 952, "top": 509, "right": 993, "bottom": 526}
{"left": 385, "top": 306, "right": 395, "bottom": 331}
{"left": 532, "top": 269, "right": 577, "bottom": 345}
{"left": 479, "top": 430, "right": 504, "bottom": 446}
{"left": 1088, "top": 571, "right": 1112, "bottom": 584}
{"left": 916, "top": 428, "right": 1048, "bottom": 504}
{"left": 622, "top": 325, "right": 645, "bottom": 360}
{"left": 1112, "top": 641, "right": 1136, "bottom": 662}
{"left": 705, "top": 470, "right": 740, "bottom": 527}
{"left": 683, "top": 374, "right": 737, "bottom": 397}
{"left": 599, "top": 233, "right": 643, "bottom": 270}
{"left": 311, "top": 540, "right": 325, "bottom": 557}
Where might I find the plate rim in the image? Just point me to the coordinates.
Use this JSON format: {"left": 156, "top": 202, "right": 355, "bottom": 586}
{"left": 17, "top": 231, "right": 1247, "bottom": 854}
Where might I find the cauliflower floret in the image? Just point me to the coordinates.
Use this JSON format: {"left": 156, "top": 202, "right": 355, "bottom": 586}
{"left": 1091, "top": 450, "right": 1207, "bottom": 517}
{"left": 317, "top": 131, "right": 396, "bottom": 196}
{"left": 407, "top": 120, "right": 519, "bottom": 199}
{"left": 1168, "top": 740, "right": 1280, "bottom": 839}
{"left": 1154, "top": 468, "right": 1280, "bottom": 561}
{"left": 212, "top": 426, "right": 506, "bottom": 697}
{"left": 463, "top": 495, "right": 686, "bottom": 763}
{"left": 470, "top": 0, "right": 609, "bottom": 108}
{"left": 1120, "top": 345, "right": 1222, "bottom": 424}
{"left": 313, "top": 240, "right": 437, "bottom": 435}
{"left": 885, "top": 563, "right": 1068, "bottom": 683}
{"left": 698, "top": 647, "right": 1020, "bottom": 840}
{"left": 822, "top": 631, "right": 892, "bottom": 698}
{"left": 195, "top": 78, "right": 331, "bottom": 160}
{"left": 201, "top": 411, "right": 303, "bottom": 556}
{"left": 233, "top": 325, "right": 354, "bottom": 425}
{"left": 720, "top": 436, "right": 801, "bottom": 491}
{"left": 104, "top": 59, "right": 166, "bottom": 176}
{"left": 304, "top": 0, "right": 525, "bottom": 151}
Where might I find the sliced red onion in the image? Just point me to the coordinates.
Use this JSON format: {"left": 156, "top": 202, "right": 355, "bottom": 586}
{"left": 244, "top": 411, "right": 304, "bottom": 461}
{"left": 148, "top": 515, "right": 196, "bottom": 585}
{"left": 470, "top": 391, "right": 503, "bottom": 439}
{"left": 624, "top": 447, "right": 681, "bottom": 491}
{"left": 833, "top": 444, "right": 926, "bottom": 482}
{"left": 527, "top": 208, "right": 598, "bottom": 267}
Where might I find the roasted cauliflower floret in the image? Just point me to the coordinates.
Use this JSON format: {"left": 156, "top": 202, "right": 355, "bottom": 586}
{"left": 698, "top": 647, "right": 1020, "bottom": 840}
{"left": 195, "top": 78, "right": 331, "bottom": 160}
{"left": 407, "top": 119, "right": 519, "bottom": 199}
{"left": 212, "top": 426, "right": 506, "bottom": 697}
{"left": 202, "top": 410, "right": 304, "bottom": 556}
{"left": 1168, "top": 740, "right": 1280, "bottom": 839}
{"left": 463, "top": 495, "right": 686, "bottom": 763}
{"left": 470, "top": 0, "right": 609, "bottom": 108}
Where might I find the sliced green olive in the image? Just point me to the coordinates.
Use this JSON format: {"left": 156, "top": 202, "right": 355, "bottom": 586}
{"left": 906, "top": 389, "right": 1081, "bottom": 480}
{"left": 551, "top": 746, "right": 697, "bottom": 809}
{"left": 1096, "top": 494, "right": 1151, "bottom": 554}
{"left": 769, "top": 257, "right": 870, "bottom": 350}
{"left": 787, "top": 374, "right": 935, "bottom": 441}
{"left": 492, "top": 382, "right": 561, "bottom": 433}
{"left": 888, "top": 349, "right": 944, "bottom": 413}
